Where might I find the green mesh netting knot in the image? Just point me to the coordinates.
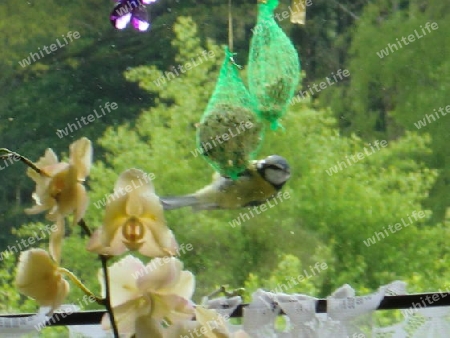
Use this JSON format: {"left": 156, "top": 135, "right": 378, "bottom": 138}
{"left": 196, "top": 46, "right": 264, "bottom": 180}
{"left": 248, "top": 0, "right": 301, "bottom": 130}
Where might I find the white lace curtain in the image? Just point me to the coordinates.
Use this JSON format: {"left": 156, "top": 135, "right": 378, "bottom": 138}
{"left": 2, "top": 281, "right": 450, "bottom": 337}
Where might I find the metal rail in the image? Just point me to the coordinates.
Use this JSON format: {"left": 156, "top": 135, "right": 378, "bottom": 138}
{"left": 1, "top": 292, "right": 450, "bottom": 326}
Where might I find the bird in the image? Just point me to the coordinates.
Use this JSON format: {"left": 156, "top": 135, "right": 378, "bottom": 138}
{"left": 160, "top": 155, "right": 291, "bottom": 211}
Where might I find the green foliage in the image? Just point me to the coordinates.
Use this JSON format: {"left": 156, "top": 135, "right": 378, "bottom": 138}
{"left": 244, "top": 254, "right": 321, "bottom": 300}
{"left": 322, "top": 1, "right": 450, "bottom": 223}
{"left": 0, "top": 0, "right": 178, "bottom": 249}
{"left": 1, "top": 2, "right": 449, "bottom": 335}
{"left": 0, "top": 253, "right": 32, "bottom": 313}
{"left": 88, "top": 16, "right": 445, "bottom": 301}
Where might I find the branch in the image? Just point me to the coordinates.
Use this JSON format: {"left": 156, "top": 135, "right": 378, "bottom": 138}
{"left": 331, "top": 0, "right": 360, "bottom": 20}
{"left": 0, "top": 149, "right": 44, "bottom": 175}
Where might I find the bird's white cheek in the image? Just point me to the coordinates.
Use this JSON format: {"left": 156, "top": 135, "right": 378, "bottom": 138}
{"left": 265, "top": 168, "right": 288, "bottom": 185}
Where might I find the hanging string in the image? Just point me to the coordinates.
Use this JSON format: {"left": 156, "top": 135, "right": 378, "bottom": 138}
{"left": 228, "top": 0, "right": 233, "bottom": 52}
{"left": 228, "top": 0, "right": 241, "bottom": 69}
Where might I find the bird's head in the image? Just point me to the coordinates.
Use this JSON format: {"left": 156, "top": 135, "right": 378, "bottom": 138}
{"left": 256, "top": 155, "right": 291, "bottom": 189}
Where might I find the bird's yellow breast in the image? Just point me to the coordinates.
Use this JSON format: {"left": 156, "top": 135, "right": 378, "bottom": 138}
{"left": 197, "top": 167, "right": 277, "bottom": 209}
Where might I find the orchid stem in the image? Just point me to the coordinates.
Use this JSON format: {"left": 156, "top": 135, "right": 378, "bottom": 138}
{"left": 58, "top": 268, "right": 104, "bottom": 305}
{"left": 0, "top": 148, "right": 43, "bottom": 174}
{"left": 77, "top": 219, "right": 119, "bottom": 337}
{"left": 78, "top": 218, "right": 92, "bottom": 237}
{"left": 101, "top": 255, "right": 119, "bottom": 338}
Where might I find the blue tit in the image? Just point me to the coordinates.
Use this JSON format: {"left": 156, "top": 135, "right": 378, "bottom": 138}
{"left": 160, "top": 155, "right": 291, "bottom": 211}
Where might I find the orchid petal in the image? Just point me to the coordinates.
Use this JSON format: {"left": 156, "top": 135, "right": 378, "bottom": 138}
{"left": 101, "top": 255, "right": 144, "bottom": 307}
{"left": 41, "top": 162, "right": 70, "bottom": 177}
{"left": 102, "top": 299, "right": 146, "bottom": 336}
{"left": 136, "top": 257, "right": 182, "bottom": 293}
{"left": 27, "top": 149, "right": 59, "bottom": 181}
{"left": 163, "top": 320, "right": 202, "bottom": 337}
{"left": 195, "top": 306, "right": 230, "bottom": 337}
{"left": 104, "top": 255, "right": 195, "bottom": 337}
{"left": 69, "top": 137, "right": 92, "bottom": 180}
{"left": 149, "top": 294, "right": 194, "bottom": 321}
{"left": 25, "top": 138, "right": 92, "bottom": 233}
{"left": 73, "top": 183, "right": 89, "bottom": 225}
{"left": 140, "top": 191, "right": 165, "bottom": 222}
{"left": 15, "top": 249, "right": 69, "bottom": 312}
{"left": 101, "top": 195, "right": 129, "bottom": 245}
{"left": 155, "top": 271, "right": 195, "bottom": 302}
{"left": 138, "top": 227, "right": 178, "bottom": 257}
{"left": 115, "top": 168, "right": 155, "bottom": 196}
{"left": 135, "top": 316, "right": 164, "bottom": 338}
{"left": 54, "top": 166, "right": 78, "bottom": 216}
{"left": 49, "top": 216, "right": 65, "bottom": 264}
{"left": 25, "top": 203, "right": 51, "bottom": 215}
{"left": 126, "top": 189, "right": 145, "bottom": 217}
{"left": 86, "top": 228, "right": 128, "bottom": 256}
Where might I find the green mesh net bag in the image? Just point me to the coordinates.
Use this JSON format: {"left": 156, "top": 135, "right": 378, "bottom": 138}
{"left": 197, "top": 47, "right": 264, "bottom": 179}
{"left": 248, "top": 0, "right": 301, "bottom": 130}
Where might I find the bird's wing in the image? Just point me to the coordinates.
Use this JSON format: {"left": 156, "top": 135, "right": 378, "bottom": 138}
{"left": 159, "top": 194, "right": 199, "bottom": 210}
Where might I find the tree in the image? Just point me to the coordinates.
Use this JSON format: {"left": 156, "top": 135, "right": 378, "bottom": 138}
{"left": 321, "top": 0, "right": 450, "bottom": 223}
{"left": 87, "top": 16, "right": 443, "bottom": 299}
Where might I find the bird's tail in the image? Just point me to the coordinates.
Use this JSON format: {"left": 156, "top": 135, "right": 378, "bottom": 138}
{"left": 159, "top": 195, "right": 199, "bottom": 210}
